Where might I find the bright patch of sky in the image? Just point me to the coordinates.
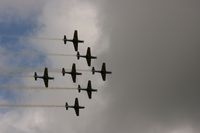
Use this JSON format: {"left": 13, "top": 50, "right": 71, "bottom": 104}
{"left": 0, "top": 14, "right": 46, "bottom": 104}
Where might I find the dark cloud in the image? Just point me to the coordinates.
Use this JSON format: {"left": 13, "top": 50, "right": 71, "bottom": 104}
{"left": 90, "top": 0, "right": 200, "bottom": 132}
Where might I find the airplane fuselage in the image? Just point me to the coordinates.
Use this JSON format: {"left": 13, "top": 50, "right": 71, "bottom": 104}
{"left": 67, "top": 105, "right": 74, "bottom": 108}
{"left": 87, "top": 55, "right": 97, "bottom": 59}
{"left": 44, "top": 76, "right": 54, "bottom": 80}
{"left": 105, "top": 71, "right": 112, "bottom": 74}
{"left": 68, "top": 71, "right": 82, "bottom": 76}
{"left": 67, "top": 39, "right": 84, "bottom": 43}
{"left": 74, "top": 105, "right": 85, "bottom": 109}
{"left": 98, "top": 70, "right": 112, "bottom": 75}
{"left": 80, "top": 88, "right": 97, "bottom": 92}
{"left": 35, "top": 76, "right": 54, "bottom": 80}
{"left": 66, "top": 105, "right": 84, "bottom": 109}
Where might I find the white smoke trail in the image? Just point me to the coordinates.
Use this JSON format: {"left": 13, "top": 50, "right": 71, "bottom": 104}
{"left": 0, "top": 67, "right": 91, "bottom": 77}
{"left": 0, "top": 104, "right": 65, "bottom": 108}
{"left": 0, "top": 85, "right": 77, "bottom": 90}
{"left": 0, "top": 35, "right": 62, "bottom": 41}
{"left": 47, "top": 53, "right": 76, "bottom": 57}
{"left": 29, "top": 37, "right": 62, "bottom": 41}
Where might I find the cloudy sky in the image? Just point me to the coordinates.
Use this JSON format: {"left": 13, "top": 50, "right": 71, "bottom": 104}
{"left": 0, "top": 0, "right": 200, "bottom": 133}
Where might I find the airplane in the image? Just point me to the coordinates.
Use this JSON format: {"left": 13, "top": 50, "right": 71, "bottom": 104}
{"left": 92, "top": 62, "right": 112, "bottom": 81}
{"left": 65, "top": 98, "right": 85, "bottom": 116}
{"left": 77, "top": 47, "right": 97, "bottom": 66}
{"left": 62, "top": 63, "right": 82, "bottom": 83}
{"left": 34, "top": 67, "right": 54, "bottom": 88}
{"left": 78, "top": 80, "right": 97, "bottom": 99}
{"left": 63, "top": 30, "right": 84, "bottom": 51}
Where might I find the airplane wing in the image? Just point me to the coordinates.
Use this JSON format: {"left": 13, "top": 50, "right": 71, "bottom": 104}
{"left": 86, "top": 58, "right": 91, "bottom": 67}
{"left": 72, "top": 73, "right": 76, "bottom": 83}
{"left": 71, "top": 64, "right": 76, "bottom": 83}
{"left": 73, "top": 30, "right": 78, "bottom": 40}
{"left": 74, "top": 98, "right": 79, "bottom": 116}
{"left": 43, "top": 68, "right": 49, "bottom": 87}
{"left": 73, "top": 42, "right": 78, "bottom": 51}
{"left": 87, "top": 80, "right": 92, "bottom": 99}
{"left": 73, "top": 30, "right": 78, "bottom": 51}
{"left": 101, "top": 73, "right": 106, "bottom": 81}
{"left": 101, "top": 63, "right": 106, "bottom": 81}
{"left": 87, "top": 90, "right": 92, "bottom": 99}
{"left": 44, "top": 67, "right": 48, "bottom": 77}
{"left": 88, "top": 80, "right": 92, "bottom": 88}
{"left": 74, "top": 107, "right": 79, "bottom": 116}
{"left": 43, "top": 78, "right": 48, "bottom": 88}
{"left": 86, "top": 47, "right": 91, "bottom": 57}
{"left": 86, "top": 48, "right": 91, "bottom": 66}
{"left": 101, "top": 63, "right": 106, "bottom": 72}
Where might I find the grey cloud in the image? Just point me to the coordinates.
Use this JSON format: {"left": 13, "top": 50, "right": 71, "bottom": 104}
{"left": 1, "top": 0, "right": 200, "bottom": 133}
{"left": 89, "top": 0, "right": 200, "bottom": 133}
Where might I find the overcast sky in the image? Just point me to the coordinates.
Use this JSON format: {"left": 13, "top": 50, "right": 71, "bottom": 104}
{"left": 0, "top": 0, "right": 200, "bottom": 133}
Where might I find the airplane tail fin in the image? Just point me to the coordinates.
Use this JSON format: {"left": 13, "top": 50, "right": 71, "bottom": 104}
{"left": 64, "top": 35, "right": 67, "bottom": 44}
{"left": 34, "top": 72, "right": 37, "bottom": 81}
{"left": 77, "top": 52, "right": 80, "bottom": 60}
{"left": 65, "top": 102, "right": 68, "bottom": 110}
{"left": 78, "top": 85, "right": 81, "bottom": 93}
{"left": 92, "top": 67, "right": 95, "bottom": 74}
{"left": 62, "top": 68, "right": 65, "bottom": 76}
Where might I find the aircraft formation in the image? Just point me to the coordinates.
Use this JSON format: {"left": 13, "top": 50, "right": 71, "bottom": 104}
{"left": 31, "top": 30, "right": 112, "bottom": 116}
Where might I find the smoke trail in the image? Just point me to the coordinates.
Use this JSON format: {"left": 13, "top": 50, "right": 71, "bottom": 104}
{"left": 77, "top": 69, "right": 92, "bottom": 72}
{"left": 0, "top": 67, "right": 40, "bottom": 75}
{"left": 0, "top": 67, "right": 59, "bottom": 75}
{"left": 0, "top": 67, "right": 91, "bottom": 77}
{"left": 29, "top": 37, "right": 62, "bottom": 41}
{"left": 0, "top": 34, "right": 23, "bottom": 39}
{"left": 47, "top": 53, "right": 76, "bottom": 57}
{"left": 0, "top": 35, "right": 62, "bottom": 41}
{"left": 0, "top": 104, "right": 65, "bottom": 108}
{"left": 2, "top": 50, "right": 75, "bottom": 58}
{"left": 0, "top": 85, "right": 77, "bottom": 90}
{"left": 34, "top": 68, "right": 91, "bottom": 73}
{"left": 0, "top": 74, "right": 34, "bottom": 78}
{"left": 36, "top": 68, "right": 92, "bottom": 73}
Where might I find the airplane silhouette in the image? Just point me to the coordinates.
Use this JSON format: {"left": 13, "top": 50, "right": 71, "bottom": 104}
{"left": 62, "top": 63, "right": 82, "bottom": 83}
{"left": 63, "top": 30, "right": 84, "bottom": 51}
{"left": 77, "top": 47, "right": 97, "bottom": 66}
{"left": 65, "top": 98, "right": 85, "bottom": 116}
{"left": 78, "top": 80, "right": 97, "bottom": 99}
{"left": 92, "top": 63, "right": 112, "bottom": 81}
{"left": 34, "top": 67, "right": 54, "bottom": 88}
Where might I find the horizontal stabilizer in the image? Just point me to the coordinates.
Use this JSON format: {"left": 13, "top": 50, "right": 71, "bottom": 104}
{"left": 34, "top": 72, "right": 37, "bottom": 81}
{"left": 78, "top": 85, "right": 81, "bottom": 92}
{"left": 92, "top": 67, "right": 95, "bottom": 74}
{"left": 62, "top": 68, "right": 65, "bottom": 76}
{"left": 77, "top": 52, "right": 80, "bottom": 60}
{"left": 64, "top": 35, "right": 67, "bottom": 44}
{"left": 65, "top": 102, "right": 68, "bottom": 110}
